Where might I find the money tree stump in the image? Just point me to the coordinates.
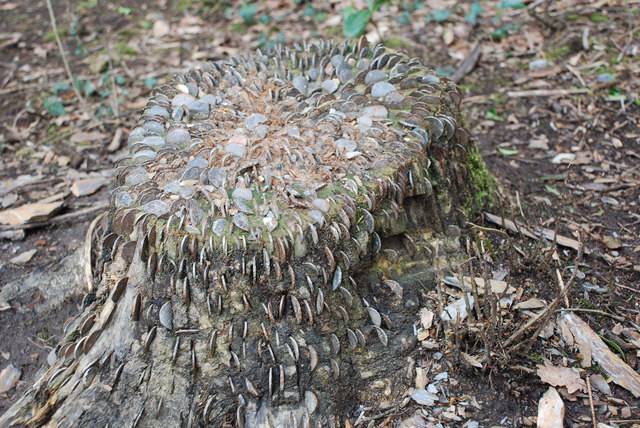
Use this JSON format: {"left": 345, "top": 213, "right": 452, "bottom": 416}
{"left": 1, "top": 38, "right": 492, "bottom": 427}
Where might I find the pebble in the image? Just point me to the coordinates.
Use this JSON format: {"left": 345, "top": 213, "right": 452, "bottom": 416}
{"left": 165, "top": 129, "right": 190, "bottom": 145}
{"left": 143, "top": 200, "right": 170, "bottom": 216}
{"left": 371, "top": 81, "right": 396, "bottom": 98}
{"left": 365, "top": 70, "right": 388, "bottom": 84}
{"left": 245, "top": 113, "right": 268, "bottom": 129}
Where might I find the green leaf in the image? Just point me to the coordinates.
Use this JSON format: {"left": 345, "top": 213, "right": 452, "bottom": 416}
{"left": 499, "top": 0, "right": 525, "bottom": 9}
{"left": 368, "top": 0, "right": 389, "bottom": 12}
{"left": 144, "top": 77, "right": 157, "bottom": 88}
{"left": 544, "top": 185, "right": 561, "bottom": 196}
{"left": 115, "top": 75, "right": 126, "bottom": 85}
{"left": 485, "top": 107, "right": 503, "bottom": 121}
{"left": 259, "top": 13, "right": 272, "bottom": 24}
{"left": 343, "top": 9, "right": 372, "bottom": 38}
{"left": 589, "top": 13, "right": 609, "bottom": 22}
{"left": 43, "top": 96, "right": 66, "bottom": 117}
{"left": 140, "top": 20, "right": 153, "bottom": 29}
{"left": 117, "top": 6, "right": 132, "bottom": 15}
{"left": 498, "top": 147, "right": 519, "bottom": 156}
{"left": 239, "top": 2, "right": 256, "bottom": 25}
{"left": 83, "top": 80, "right": 95, "bottom": 96}
{"left": 432, "top": 8, "right": 451, "bottom": 22}
{"left": 465, "top": 1, "right": 483, "bottom": 24}
{"left": 52, "top": 82, "right": 70, "bottom": 94}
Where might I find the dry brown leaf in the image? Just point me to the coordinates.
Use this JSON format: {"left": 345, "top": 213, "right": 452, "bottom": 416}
{"left": 537, "top": 360, "right": 586, "bottom": 394}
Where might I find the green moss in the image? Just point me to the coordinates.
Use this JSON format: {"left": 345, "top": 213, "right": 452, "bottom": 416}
{"left": 464, "top": 144, "right": 495, "bottom": 217}
{"left": 547, "top": 44, "right": 573, "bottom": 60}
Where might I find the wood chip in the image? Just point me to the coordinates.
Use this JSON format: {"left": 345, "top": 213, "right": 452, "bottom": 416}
{"left": 0, "top": 201, "right": 64, "bottom": 226}
{"left": 558, "top": 312, "right": 640, "bottom": 398}
{"left": 484, "top": 212, "right": 590, "bottom": 254}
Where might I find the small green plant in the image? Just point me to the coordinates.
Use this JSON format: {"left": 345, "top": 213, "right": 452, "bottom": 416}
{"left": 465, "top": 1, "right": 484, "bottom": 24}
{"left": 425, "top": 8, "right": 451, "bottom": 23}
{"left": 43, "top": 95, "right": 66, "bottom": 117}
{"left": 118, "top": 6, "right": 132, "bottom": 16}
{"left": 342, "top": 0, "right": 390, "bottom": 38}
{"left": 239, "top": 2, "right": 256, "bottom": 25}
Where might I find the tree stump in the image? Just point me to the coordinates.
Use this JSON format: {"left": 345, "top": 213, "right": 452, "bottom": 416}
{"left": 0, "top": 38, "right": 493, "bottom": 427}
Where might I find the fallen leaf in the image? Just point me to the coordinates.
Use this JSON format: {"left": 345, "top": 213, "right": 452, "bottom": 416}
{"left": 0, "top": 201, "right": 64, "bottom": 226}
{"left": 0, "top": 364, "right": 21, "bottom": 393}
{"left": 442, "top": 276, "right": 515, "bottom": 295}
{"left": 153, "top": 19, "right": 171, "bottom": 38}
{"left": 537, "top": 360, "right": 586, "bottom": 394}
{"left": 410, "top": 388, "right": 439, "bottom": 406}
{"left": 461, "top": 352, "right": 483, "bottom": 368}
{"left": 537, "top": 387, "right": 565, "bottom": 428}
{"left": 9, "top": 249, "right": 36, "bottom": 264}
{"left": 70, "top": 131, "right": 108, "bottom": 144}
{"left": 514, "top": 298, "right": 546, "bottom": 310}
{"left": 70, "top": 177, "right": 109, "bottom": 197}
{"left": 419, "top": 308, "right": 435, "bottom": 329}
{"left": 602, "top": 235, "right": 622, "bottom": 249}
{"left": 440, "top": 294, "right": 474, "bottom": 322}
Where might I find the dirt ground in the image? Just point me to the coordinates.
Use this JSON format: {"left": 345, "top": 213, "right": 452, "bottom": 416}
{"left": 0, "top": 0, "right": 639, "bottom": 425}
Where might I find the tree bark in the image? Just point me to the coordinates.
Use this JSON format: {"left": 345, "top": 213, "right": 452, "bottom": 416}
{"left": 1, "top": 38, "right": 492, "bottom": 427}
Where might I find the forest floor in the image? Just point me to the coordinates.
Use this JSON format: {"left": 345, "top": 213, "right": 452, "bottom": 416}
{"left": 0, "top": 0, "right": 639, "bottom": 426}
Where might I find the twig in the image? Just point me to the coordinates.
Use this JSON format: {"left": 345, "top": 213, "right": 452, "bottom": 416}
{"left": 45, "top": 0, "right": 86, "bottom": 107}
{"left": 451, "top": 43, "right": 482, "bottom": 83}
{"left": 558, "top": 308, "right": 625, "bottom": 322}
{"left": 507, "top": 88, "right": 589, "bottom": 98}
{"left": 586, "top": 376, "right": 597, "bottom": 428}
